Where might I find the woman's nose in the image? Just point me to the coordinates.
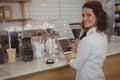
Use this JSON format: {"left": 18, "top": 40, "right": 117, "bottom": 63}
{"left": 83, "top": 16, "right": 87, "bottom": 21}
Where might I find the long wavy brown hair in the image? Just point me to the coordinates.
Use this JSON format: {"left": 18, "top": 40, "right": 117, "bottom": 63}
{"left": 82, "top": 1, "right": 109, "bottom": 32}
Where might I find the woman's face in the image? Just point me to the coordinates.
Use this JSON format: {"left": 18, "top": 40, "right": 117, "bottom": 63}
{"left": 82, "top": 7, "right": 97, "bottom": 28}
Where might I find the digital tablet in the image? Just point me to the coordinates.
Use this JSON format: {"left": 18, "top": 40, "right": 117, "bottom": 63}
{"left": 58, "top": 38, "right": 72, "bottom": 54}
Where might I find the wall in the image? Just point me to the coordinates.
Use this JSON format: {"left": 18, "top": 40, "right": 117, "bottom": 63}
{"left": 0, "top": 0, "right": 87, "bottom": 39}
{"left": 116, "top": 0, "right": 120, "bottom": 4}
{"left": 101, "top": 0, "right": 115, "bottom": 35}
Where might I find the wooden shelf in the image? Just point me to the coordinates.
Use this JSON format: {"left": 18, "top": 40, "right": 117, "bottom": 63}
{"left": 0, "top": 0, "right": 30, "bottom": 2}
{"left": 0, "top": 18, "right": 32, "bottom": 22}
{"left": 0, "top": 0, "right": 31, "bottom": 26}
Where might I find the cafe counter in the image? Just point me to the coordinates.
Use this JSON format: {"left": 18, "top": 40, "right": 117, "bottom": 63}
{"left": 0, "top": 54, "right": 76, "bottom": 80}
{"left": 0, "top": 36, "right": 120, "bottom": 80}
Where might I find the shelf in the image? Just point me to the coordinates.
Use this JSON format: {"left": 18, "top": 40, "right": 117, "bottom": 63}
{"left": 0, "top": 0, "right": 31, "bottom": 26}
{"left": 0, "top": 0, "right": 30, "bottom": 2}
{"left": 0, "top": 18, "right": 32, "bottom": 22}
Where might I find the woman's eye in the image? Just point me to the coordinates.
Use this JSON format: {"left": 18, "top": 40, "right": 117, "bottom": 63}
{"left": 82, "top": 14, "right": 85, "bottom": 17}
{"left": 87, "top": 14, "right": 91, "bottom": 17}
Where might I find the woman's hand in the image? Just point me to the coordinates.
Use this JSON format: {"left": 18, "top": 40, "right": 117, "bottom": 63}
{"left": 67, "top": 43, "right": 77, "bottom": 53}
{"left": 65, "top": 54, "right": 72, "bottom": 61}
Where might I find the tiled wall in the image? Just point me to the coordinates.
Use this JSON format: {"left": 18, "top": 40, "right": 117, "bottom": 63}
{"left": 0, "top": 0, "right": 87, "bottom": 38}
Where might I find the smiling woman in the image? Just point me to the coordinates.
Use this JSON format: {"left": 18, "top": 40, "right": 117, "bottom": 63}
{"left": 82, "top": 7, "right": 97, "bottom": 28}
{"left": 64, "top": 1, "right": 109, "bottom": 80}
{"left": 82, "top": 1, "right": 108, "bottom": 32}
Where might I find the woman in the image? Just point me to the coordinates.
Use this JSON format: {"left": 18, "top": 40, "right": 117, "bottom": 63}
{"left": 65, "top": 1, "right": 108, "bottom": 80}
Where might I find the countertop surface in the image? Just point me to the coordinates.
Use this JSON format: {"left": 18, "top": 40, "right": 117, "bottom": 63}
{"left": 0, "top": 35, "right": 120, "bottom": 80}
{"left": 107, "top": 36, "right": 120, "bottom": 55}
{"left": 0, "top": 54, "right": 68, "bottom": 80}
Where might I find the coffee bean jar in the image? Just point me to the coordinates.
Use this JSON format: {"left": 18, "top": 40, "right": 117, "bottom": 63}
{"left": 21, "top": 37, "right": 33, "bottom": 62}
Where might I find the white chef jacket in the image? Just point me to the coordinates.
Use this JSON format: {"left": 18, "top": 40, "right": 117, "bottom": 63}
{"left": 69, "top": 27, "right": 108, "bottom": 80}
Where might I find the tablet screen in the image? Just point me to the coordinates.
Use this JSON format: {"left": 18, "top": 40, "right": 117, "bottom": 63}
{"left": 58, "top": 38, "right": 72, "bottom": 54}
